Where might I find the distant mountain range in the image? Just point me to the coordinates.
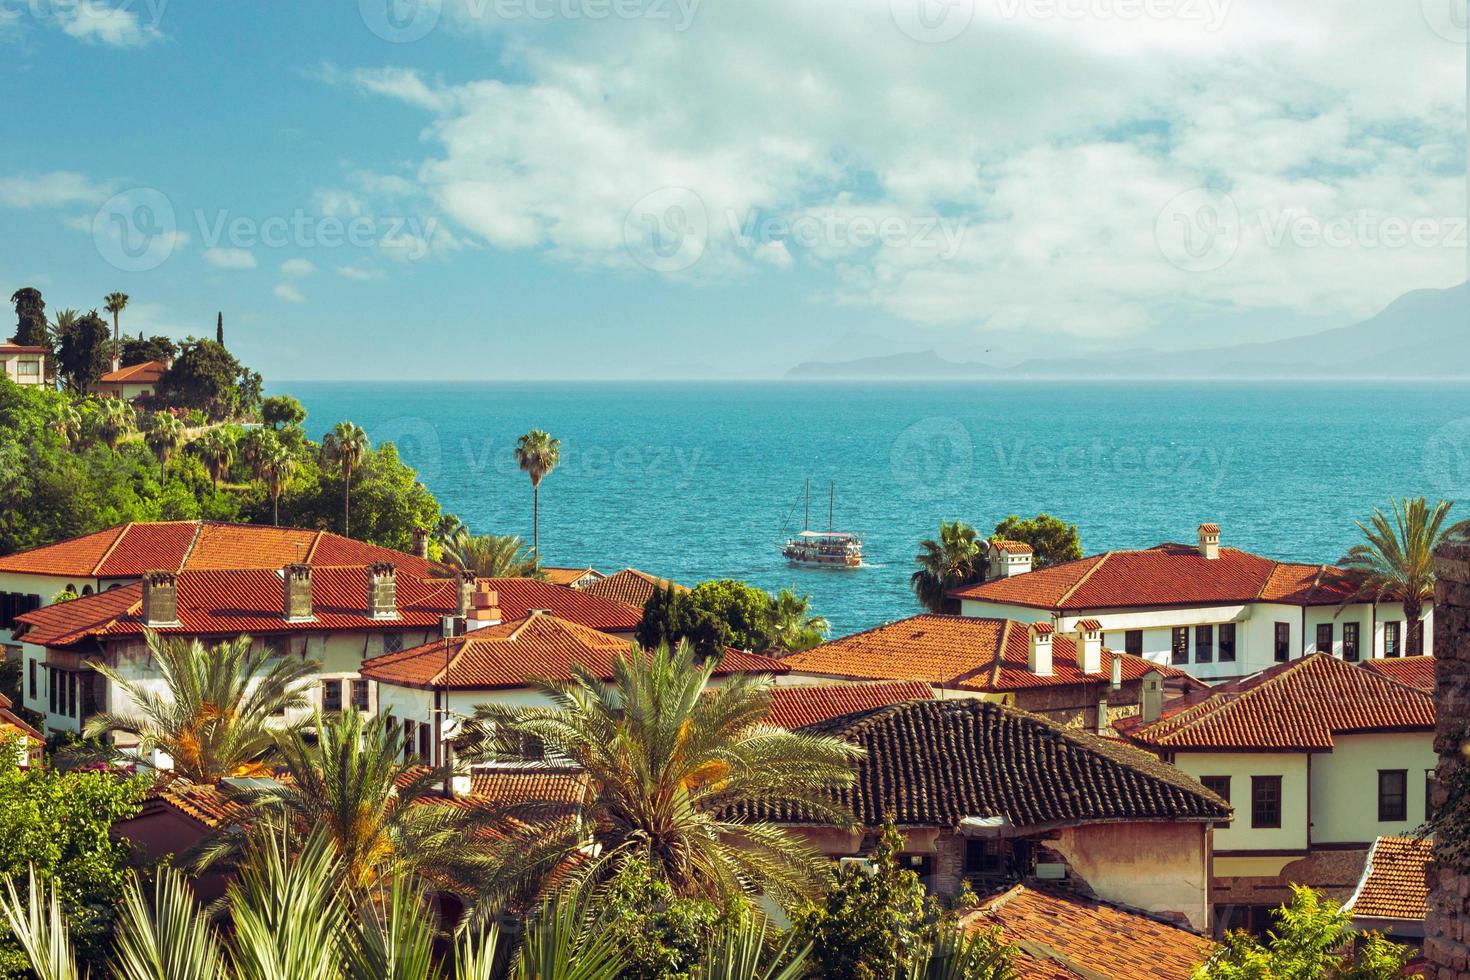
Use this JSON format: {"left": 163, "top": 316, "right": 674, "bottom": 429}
{"left": 786, "top": 281, "right": 1470, "bottom": 380}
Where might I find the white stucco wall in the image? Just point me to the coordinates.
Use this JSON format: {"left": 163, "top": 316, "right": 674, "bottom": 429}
{"left": 1172, "top": 751, "right": 1310, "bottom": 853}
{"left": 1048, "top": 822, "right": 1213, "bottom": 932}
{"left": 1311, "top": 732, "right": 1436, "bottom": 845}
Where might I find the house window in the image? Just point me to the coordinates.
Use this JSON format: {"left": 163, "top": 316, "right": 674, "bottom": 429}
{"left": 1219, "top": 623, "right": 1236, "bottom": 662}
{"left": 1343, "top": 623, "right": 1360, "bottom": 662}
{"left": 382, "top": 632, "right": 404, "bottom": 654}
{"left": 28, "top": 660, "right": 36, "bottom": 699}
{"left": 322, "top": 679, "right": 342, "bottom": 712}
{"left": 1251, "top": 776, "right": 1282, "bottom": 829}
{"left": 1410, "top": 618, "right": 1425, "bottom": 656}
{"left": 1124, "top": 630, "right": 1143, "bottom": 657}
{"left": 1378, "top": 770, "right": 1408, "bottom": 822}
{"left": 1274, "top": 623, "right": 1291, "bottom": 662}
{"left": 1201, "top": 775, "right": 1232, "bottom": 826}
{"left": 1171, "top": 628, "right": 1189, "bottom": 665}
{"left": 1385, "top": 621, "right": 1401, "bottom": 658}
{"left": 48, "top": 668, "right": 58, "bottom": 715}
{"left": 1427, "top": 770, "right": 1438, "bottom": 822}
{"left": 1316, "top": 623, "right": 1333, "bottom": 655}
{"left": 419, "top": 723, "right": 432, "bottom": 761}
{"left": 351, "top": 679, "right": 370, "bottom": 712}
{"left": 1195, "top": 625, "right": 1214, "bottom": 663}
{"left": 17, "top": 360, "right": 38, "bottom": 376}
{"left": 964, "top": 838, "right": 1005, "bottom": 876}
{"left": 403, "top": 718, "right": 416, "bottom": 761}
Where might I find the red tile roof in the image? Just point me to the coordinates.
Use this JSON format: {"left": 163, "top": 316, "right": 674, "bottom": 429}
{"left": 964, "top": 885, "right": 1214, "bottom": 979}
{"left": 954, "top": 543, "right": 1358, "bottom": 611}
{"left": 992, "top": 539, "right": 1034, "bottom": 555}
{"left": 1118, "top": 653, "right": 1435, "bottom": 751}
{"left": 1347, "top": 835, "right": 1432, "bottom": 922}
{"left": 540, "top": 567, "right": 602, "bottom": 587}
{"left": 0, "top": 521, "right": 442, "bottom": 579}
{"left": 0, "top": 343, "right": 49, "bottom": 354}
{"left": 765, "top": 681, "right": 933, "bottom": 729}
{"left": 98, "top": 360, "right": 167, "bottom": 384}
{"left": 0, "top": 692, "right": 43, "bottom": 743}
{"left": 581, "top": 568, "right": 686, "bottom": 608}
{"left": 16, "top": 570, "right": 641, "bottom": 647}
{"left": 782, "top": 615, "right": 1199, "bottom": 694}
{"left": 1361, "top": 656, "right": 1436, "bottom": 693}
{"left": 363, "top": 612, "right": 785, "bottom": 690}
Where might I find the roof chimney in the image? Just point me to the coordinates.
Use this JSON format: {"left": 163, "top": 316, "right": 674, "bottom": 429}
{"left": 1197, "top": 523, "right": 1220, "bottom": 560}
{"left": 1028, "top": 622, "right": 1054, "bottom": 677}
{"left": 465, "top": 585, "right": 502, "bottom": 632}
{"left": 456, "top": 573, "right": 474, "bottom": 618}
{"left": 110, "top": 355, "right": 120, "bottom": 374}
{"left": 368, "top": 563, "right": 398, "bottom": 619}
{"left": 1072, "top": 619, "right": 1103, "bottom": 674}
{"left": 1110, "top": 651, "right": 1123, "bottom": 691}
{"left": 1140, "top": 670, "right": 1163, "bottom": 724}
{"left": 989, "top": 540, "right": 1034, "bottom": 580}
{"left": 283, "top": 564, "right": 314, "bottom": 622}
{"left": 411, "top": 527, "right": 430, "bottom": 559}
{"left": 142, "top": 571, "right": 180, "bottom": 627}
{"left": 1095, "top": 698, "right": 1109, "bottom": 736}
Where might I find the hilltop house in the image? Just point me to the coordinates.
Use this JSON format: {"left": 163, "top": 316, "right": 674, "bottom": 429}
{"left": 12, "top": 565, "right": 643, "bottom": 738}
{"left": 738, "top": 697, "right": 1229, "bottom": 932}
{"left": 1116, "top": 653, "right": 1436, "bottom": 934}
{"left": 0, "top": 343, "right": 48, "bottom": 388}
{"left": 359, "top": 597, "right": 786, "bottom": 768}
{"left": 779, "top": 614, "right": 1203, "bottom": 729}
{"left": 0, "top": 520, "right": 446, "bottom": 655}
{"left": 953, "top": 524, "right": 1431, "bottom": 683}
{"left": 91, "top": 359, "right": 169, "bottom": 400}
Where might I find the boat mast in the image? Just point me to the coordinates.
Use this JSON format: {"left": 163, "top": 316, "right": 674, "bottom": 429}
{"left": 804, "top": 479, "right": 810, "bottom": 532}
{"left": 829, "top": 481, "right": 834, "bottom": 532}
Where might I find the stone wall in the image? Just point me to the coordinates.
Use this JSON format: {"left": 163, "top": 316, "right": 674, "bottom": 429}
{"left": 1428, "top": 534, "right": 1470, "bottom": 979}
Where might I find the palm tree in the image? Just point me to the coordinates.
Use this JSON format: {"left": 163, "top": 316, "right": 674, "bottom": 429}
{"left": 84, "top": 631, "right": 317, "bottom": 784}
{"left": 514, "top": 429, "right": 561, "bottom": 561}
{"left": 766, "top": 588, "right": 830, "bottom": 652}
{"left": 911, "top": 520, "right": 984, "bottom": 614}
{"left": 442, "top": 528, "right": 542, "bottom": 578}
{"left": 322, "top": 421, "right": 371, "bottom": 537}
{"left": 1339, "top": 497, "right": 1467, "bottom": 656}
{"left": 103, "top": 292, "right": 129, "bottom": 365}
{"left": 94, "top": 398, "right": 135, "bottom": 454}
{"left": 143, "top": 412, "right": 186, "bottom": 482}
{"left": 50, "top": 404, "right": 82, "bottom": 448}
{"left": 203, "top": 708, "right": 469, "bottom": 891}
{"left": 256, "top": 436, "right": 297, "bottom": 526}
{"left": 192, "top": 426, "right": 236, "bottom": 491}
{"left": 236, "top": 425, "right": 272, "bottom": 471}
{"left": 457, "top": 640, "right": 860, "bottom": 913}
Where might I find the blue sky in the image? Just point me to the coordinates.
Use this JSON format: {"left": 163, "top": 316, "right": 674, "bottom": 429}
{"left": 1, "top": 0, "right": 1465, "bottom": 379}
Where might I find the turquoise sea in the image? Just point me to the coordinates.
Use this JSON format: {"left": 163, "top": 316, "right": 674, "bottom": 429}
{"left": 282, "top": 382, "right": 1470, "bottom": 635}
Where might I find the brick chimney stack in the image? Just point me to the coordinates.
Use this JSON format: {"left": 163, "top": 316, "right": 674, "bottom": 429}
{"left": 368, "top": 562, "right": 398, "bottom": 619}
{"left": 1425, "top": 532, "right": 1470, "bottom": 978}
{"left": 283, "top": 564, "right": 314, "bottom": 622}
{"left": 142, "top": 571, "right": 180, "bottom": 627}
{"left": 466, "top": 585, "right": 503, "bottom": 632}
{"left": 456, "top": 573, "right": 474, "bottom": 618}
{"left": 411, "top": 527, "right": 430, "bottom": 559}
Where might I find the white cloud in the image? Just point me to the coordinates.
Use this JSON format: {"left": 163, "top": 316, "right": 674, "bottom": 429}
{"left": 203, "top": 247, "right": 257, "bottom": 270}
{"left": 0, "top": 171, "right": 115, "bottom": 209}
{"left": 273, "top": 282, "right": 306, "bottom": 303}
{"left": 53, "top": 1, "right": 164, "bottom": 48}
{"left": 280, "top": 258, "right": 317, "bottom": 278}
{"left": 335, "top": 0, "right": 1465, "bottom": 337}
{"left": 336, "top": 264, "right": 385, "bottom": 281}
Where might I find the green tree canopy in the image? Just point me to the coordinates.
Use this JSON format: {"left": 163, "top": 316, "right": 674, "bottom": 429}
{"left": 637, "top": 581, "right": 777, "bottom": 656}
{"left": 260, "top": 394, "right": 306, "bottom": 430}
{"left": 120, "top": 334, "right": 177, "bottom": 367}
{"left": 157, "top": 338, "right": 262, "bottom": 419}
{"left": 911, "top": 521, "right": 984, "bottom": 613}
{"left": 8, "top": 288, "right": 48, "bottom": 348}
{"left": 55, "top": 311, "right": 112, "bottom": 391}
{"left": 991, "top": 514, "right": 1082, "bottom": 569}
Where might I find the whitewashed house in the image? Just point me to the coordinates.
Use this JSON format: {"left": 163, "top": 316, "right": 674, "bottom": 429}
{"left": 1116, "top": 653, "right": 1436, "bottom": 935}
{"left": 0, "top": 343, "right": 48, "bottom": 388}
{"left": 953, "top": 524, "right": 1431, "bottom": 683}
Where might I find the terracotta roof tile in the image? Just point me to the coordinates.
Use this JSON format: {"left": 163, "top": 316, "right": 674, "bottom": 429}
{"left": 540, "top": 567, "right": 602, "bottom": 587}
{"left": 955, "top": 543, "right": 1358, "bottom": 611}
{"left": 0, "top": 692, "right": 43, "bottom": 742}
{"left": 582, "top": 568, "right": 686, "bottom": 608}
{"left": 765, "top": 681, "right": 933, "bottom": 729}
{"left": 363, "top": 613, "right": 785, "bottom": 690}
{"left": 98, "top": 360, "right": 167, "bottom": 384}
{"left": 0, "top": 343, "right": 49, "bottom": 353}
{"left": 1119, "top": 654, "right": 1435, "bottom": 751}
{"left": 1347, "top": 835, "right": 1432, "bottom": 921}
{"left": 1361, "top": 656, "right": 1436, "bottom": 693}
{"left": 992, "top": 539, "right": 1034, "bottom": 555}
{"left": 740, "top": 698, "right": 1230, "bottom": 828}
{"left": 17, "top": 570, "right": 642, "bottom": 647}
{"left": 966, "top": 885, "right": 1214, "bottom": 979}
{"left": 782, "top": 615, "right": 1197, "bottom": 693}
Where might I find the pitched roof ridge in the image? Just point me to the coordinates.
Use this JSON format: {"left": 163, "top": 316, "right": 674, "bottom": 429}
{"left": 176, "top": 521, "right": 207, "bottom": 571}
{"left": 90, "top": 522, "right": 137, "bottom": 576}
{"left": 1056, "top": 552, "right": 1110, "bottom": 606}
{"left": 434, "top": 634, "right": 480, "bottom": 687}
{"left": 304, "top": 530, "right": 325, "bottom": 564}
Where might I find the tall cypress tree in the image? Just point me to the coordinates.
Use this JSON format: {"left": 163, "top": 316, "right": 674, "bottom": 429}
{"left": 9, "top": 287, "right": 48, "bottom": 347}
